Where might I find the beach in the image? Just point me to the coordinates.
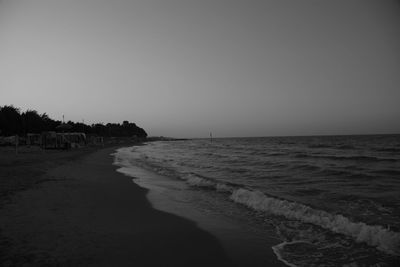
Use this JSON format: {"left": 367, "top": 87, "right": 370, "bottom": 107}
{"left": 2, "top": 137, "right": 399, "bottom": 266}
{"left": 0, "top": 145, "right": 232, "bottom": 266}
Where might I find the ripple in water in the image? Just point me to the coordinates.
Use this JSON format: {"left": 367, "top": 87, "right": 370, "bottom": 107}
{"left": 114, "top": 135, "right": 400, "bottom": 266}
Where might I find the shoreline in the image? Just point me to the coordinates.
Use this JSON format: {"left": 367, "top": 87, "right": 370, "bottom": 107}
{"left": 114, "top": 146, "right": 287, "bottom": 266}
{"left": 0, "top": 145, "right": 231, "bottom": 266}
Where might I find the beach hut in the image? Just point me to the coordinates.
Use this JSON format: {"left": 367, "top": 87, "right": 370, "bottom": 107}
{"left": 89, "top": 135, "right": 104, "bottom": 146}
{"left": 41, "top": 131, "right": 58, "bottom": 149}
{"left": 61, "top": 132, "right": 86, "bottom": 148}
{"left": 27, "top": 133, "right": 41, "bottom": 146}
{"left": 0, "top": 136, "right": 16, "bottom": 146}
{"left": 40, "top": 131, "right": 86, "bottom": 149}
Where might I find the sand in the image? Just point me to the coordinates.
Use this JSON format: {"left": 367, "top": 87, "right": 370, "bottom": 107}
{"left": 0, "top": 146, "right": 231, "bottom": 266}
{"left": 119, "top": 161, "right": 286, "bottom": 267}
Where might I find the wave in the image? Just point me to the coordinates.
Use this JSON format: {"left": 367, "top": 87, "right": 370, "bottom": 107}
{"left": 113, "top": 146, "right": 400, "bottom": 256}
{"left": 336, "top": 144, "right": 356, "bottom": 150}
{"left": 272, "top": 241, "right": 301, "bottom": 267}
{"left": 182, "top": 173, "right": 236, "bottom": 193}
{"left": 290, "top": 164, "right": 320, "bottom": 171}
{"left": 185, "top": 174, "right": 215, "bottom": 188}
{"left": 231, "top": 188, "right": 400, "bottom": 255}
{"left": 294, "top": 154, "right": 397, "bottom": 162}
{"left": 308, "top": 144, "right": 332, "bottom": 149}
{"left": 321, "top": 155, "right": 397, "bottom": 162}
{"left": 174, "top": 173, "right": 400, "bottom": 255}
{"left": 370, "top": 169, "right": 400, "bottom": 176}
{"left": 373, "top": 147, "right": 400, "bottom": 153}
{"left": 293, "top": 188, "right": 325, "bottom": 196}
{"left": 294, "top": 153, "right": 308, "bottom": 158}
{"left": 267, "top": 152, "right": 287, "bottom": 156}
{"left": 308, "top": 144, "right": 355, "bottom": 150}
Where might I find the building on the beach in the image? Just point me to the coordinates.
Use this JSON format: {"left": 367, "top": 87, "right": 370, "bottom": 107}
{"left": 0, "top": 135, "right": 17, "bottom": 146}
{"left": 41, "top": 131, "right": 86, "bottom": 149}
{"left": 1, "top": 132, "right": 87, "bottom": 149}
{"left": 88, "top": 135, "right": 104, "bottom": 146}
{"left": 27, "top": 133, "right": 42, "bottom": 146}
{"left": 62, "top": 132, "right": 86, "bottom": 148}
{"left": 41, "top": 131, "right": 58, "bottom": 149}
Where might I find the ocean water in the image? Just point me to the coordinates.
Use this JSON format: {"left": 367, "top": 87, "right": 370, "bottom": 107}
{"left": 114, "top": 135, "right": 400, "bottom": 266}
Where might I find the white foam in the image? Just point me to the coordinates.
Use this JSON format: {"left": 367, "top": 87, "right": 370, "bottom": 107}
{"left": 216, "top": 183, "right": 234, "bottom": 193}
{"left": 231, "top": 188, "right": 400, "bottom": 255}
{"left": 115, "top": 166, "right": 136, "bottom": 177}
{"left": 184, "top": 174, "right": 215, "bottom": 188}
{"left": 182, "top": 174, "right": 236, "bottom": 193}
{"left": 112, "top": 147, "right": 400, "bottom": 256}
{"left": 272, "top": 241, "right": 304, "bottom": 267}
{"left": 112, "top": 147, "right": 135, "bottom": 167}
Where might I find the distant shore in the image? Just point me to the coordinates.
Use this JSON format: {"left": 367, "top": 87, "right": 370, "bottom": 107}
{"left": 0, "top": 144, "right": 231, "bottom": 266}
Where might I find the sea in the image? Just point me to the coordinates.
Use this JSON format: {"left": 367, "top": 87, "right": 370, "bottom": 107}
{"left": 113, "top": 135, "right": 400, "bottom": 266}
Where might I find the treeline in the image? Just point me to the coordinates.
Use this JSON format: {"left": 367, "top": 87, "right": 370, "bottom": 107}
{"left": 0, "top": 105, "right": 147, "bottom": 138}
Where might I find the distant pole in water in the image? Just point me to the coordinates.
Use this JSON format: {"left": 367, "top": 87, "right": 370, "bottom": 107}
{"left": 210, "top": 132, "right": 212, "bottom": 142}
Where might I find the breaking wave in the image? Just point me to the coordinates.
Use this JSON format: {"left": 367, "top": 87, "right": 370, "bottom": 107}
{"left": 272, "top": 241, "right": 305, "bottom": 267}
{"left": 180, "top": 174, "right": 400, "bottom": 256}
{"left": 112, "top": 145, "right": 400, "bottom": 257}
{"left": 230, "top": 188, "right": 400, "bottom": 255}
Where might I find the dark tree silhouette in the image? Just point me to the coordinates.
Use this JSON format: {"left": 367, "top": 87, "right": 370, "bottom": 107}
{"left": 0, "top": 105, "right": 23, "bottom": 135}
{"left": 21, "top": 110, "right": 45, "bottom": 134}
{"left": 0, "top": 105, "right": 147, "bottom": 138}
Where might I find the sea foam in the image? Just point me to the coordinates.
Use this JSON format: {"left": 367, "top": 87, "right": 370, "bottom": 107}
{"left": 185, "top": 174, "right": 215, "bottom": 188}
{"left": 113, "top": 146, "right": 400, "bottom": 256}
{"left": 178, "top": 173, "right": 400, "bottom": 255}
{"left": 272, "top": 241, "right": 305, "bottom": 267}
{"left": 230, "top": 188, "right": 400, "bottom": 255}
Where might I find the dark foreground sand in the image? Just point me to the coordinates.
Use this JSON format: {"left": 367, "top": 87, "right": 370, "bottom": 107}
{"left": 0, "top": 146, "right": 231, "bottom": 266}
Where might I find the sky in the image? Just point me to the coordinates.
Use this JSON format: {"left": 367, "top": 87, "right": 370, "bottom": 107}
{"left": 1, "top": 0, "right": 399, "bottom": 138}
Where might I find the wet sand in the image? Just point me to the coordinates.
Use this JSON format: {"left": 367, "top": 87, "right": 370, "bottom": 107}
{"left": 119, "top": 164, "right": 287, "bottom": 267}
{"left": 0, "top": 146, "right": 231, "bottom": 266}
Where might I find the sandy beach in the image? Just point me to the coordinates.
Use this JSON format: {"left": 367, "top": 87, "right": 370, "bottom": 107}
{"left": 1, "top": 1, "right": 398, "bottom": 265}
{"left": 0, "top": 145, "right": 232, "bottom": 266}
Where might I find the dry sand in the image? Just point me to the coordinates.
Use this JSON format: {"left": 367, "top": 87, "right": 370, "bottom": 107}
{"left": 0, "top": 146, "right": 231, "bottom": 266}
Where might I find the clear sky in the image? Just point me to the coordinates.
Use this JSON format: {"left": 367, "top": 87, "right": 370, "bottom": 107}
{"left": 1, "top": 0, "right": 399, "bottom": 138}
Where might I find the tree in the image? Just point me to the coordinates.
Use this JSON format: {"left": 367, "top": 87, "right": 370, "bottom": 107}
{"left": 22, "top": 109, "right": 44, "bottom": 133}
{"left": 0, "top": 105, "right": 148, "bottom": 138}
{"left": 0, "top": 105, "right": 22, "bottom": 135}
